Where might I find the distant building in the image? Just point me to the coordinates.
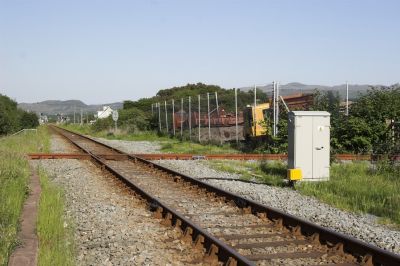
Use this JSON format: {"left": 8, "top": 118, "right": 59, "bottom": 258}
{"left": 97, "top": 106, "right": 113, "bottom": 119}
{"left": 39, "top": 114, "right": 48, "bottom": 124}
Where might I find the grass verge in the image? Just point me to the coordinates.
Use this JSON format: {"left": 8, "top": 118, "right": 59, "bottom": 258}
{"left": 206, "top": 160, "right": 400, "bottom": 225}
{"left": 37, "top": 169, "right": 74, "bottom": 266}
{"left": 0, "top": 127, "right": 50, "bottom": 266}
{"left": 297, "top": 162, "right": 400, "bottom": 225}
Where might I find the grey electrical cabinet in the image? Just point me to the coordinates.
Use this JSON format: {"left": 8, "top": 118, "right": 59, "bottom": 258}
{"left": 288, "top": 111, "right": 330, "bottom": 181}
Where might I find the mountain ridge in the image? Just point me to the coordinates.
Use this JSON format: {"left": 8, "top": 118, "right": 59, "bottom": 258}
{"left": 239, "top": 83, "right": 375, "bottom": 99}
{"left": 18, "top": 100, "right": 123, "bottom": 115}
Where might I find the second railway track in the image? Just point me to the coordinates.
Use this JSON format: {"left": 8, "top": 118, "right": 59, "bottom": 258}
{"left": 50, "top": 125, "right": 400, "bottom": 266}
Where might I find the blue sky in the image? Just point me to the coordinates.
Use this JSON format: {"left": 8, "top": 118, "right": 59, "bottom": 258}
{"left": 1, "top": 0, "right": 399, "bottom": 104}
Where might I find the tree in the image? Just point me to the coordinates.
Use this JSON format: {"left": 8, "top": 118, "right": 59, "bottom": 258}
{"left": 19, "top": 111, "right": 39, "bottom": 128}
{"left": 0, "top": 94, "right": 20, "bottom": 135}
{"left": 350, "top": 85, "right": 400, "bottom": 154}
{"left": 0, "top": 94, "right": 40, "bottom": 135}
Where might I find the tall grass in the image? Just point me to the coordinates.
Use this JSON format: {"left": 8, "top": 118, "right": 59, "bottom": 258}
{"left": 37, "top": 169, "right": 74, "bottom": 266}
{"left": 298, "top": 162, "right": 400, "bottom": 224}
{"left": 0, "top": 127, "right": 49, "bottom": 266}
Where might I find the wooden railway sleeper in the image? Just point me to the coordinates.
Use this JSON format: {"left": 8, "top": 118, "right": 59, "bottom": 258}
{"left": 329, "top": 242, "right": 345, "bottom": 256}
{"left": 174, "top": 219, "right": 182, "bottom": 231}
{"left": 181, "top": 227, "right": 193, "bottom": 243}
{"left": 161, "top": 212, "right": 173, "bottom": 226}
{"left": 256, "top": 212, "right": 267, "bottom": 220}
{"left": 310, "top": 233, "right": 320, "bottom": 244}
{"left": 194, "top": 234, "right": 205, "bottom": 250}
{"left": 225, "top": 257, "right": 238, "bottom": 266}
{"left": 290, "top": 225, "right": 302, "bottom": 236}
{"left": 153, "top": 206, "right": 163, "bottom": 219}
{"left": 361, "top": 254, "right": 373, "bottom": 266}
{"left": 204, "top": 244, "right": 219, "bottom": 265}
{"left": 241, "top": 206, "right": 252, "bottom": 214}
{"left": 273, "top": 218, "right": 283, "bottom": 229}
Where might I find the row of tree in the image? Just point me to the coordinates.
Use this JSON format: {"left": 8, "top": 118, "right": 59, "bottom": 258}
{"left": 0, "top": 94, "right": 39, "bottom": 135}
{"left": 267, "top": 85, "right": 400, "bottom": 155}
{"left": 98, "top": 83, "right": 400, "bottom": 155}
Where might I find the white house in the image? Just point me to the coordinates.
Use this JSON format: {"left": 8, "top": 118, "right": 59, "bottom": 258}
{"left": 97, "top": 106, "right": 113, "bottom": 119}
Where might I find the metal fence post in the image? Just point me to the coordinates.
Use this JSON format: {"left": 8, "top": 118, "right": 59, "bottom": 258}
{"left": 198, "top": 95, "right": 201, "bottom": 143}
{"left": 189, "top": 96, "right": 192, "bottom": 140}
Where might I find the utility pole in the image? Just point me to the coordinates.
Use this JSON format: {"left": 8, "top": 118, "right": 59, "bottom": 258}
{"left": 180, "top": 98, "right": 183, "bottom": 138}
{"left": 188, "top": 96, "right": 192, "bottom": 140}
{"left": 86, "top": 112, "right": 88, "bottom": 124}
{"left": 164, "top": 100, "right": 168, "bottom": 133}
{"left": 235, "top": 88, "right": 238, "bottom": 144}
{"left": 172, "top": 99, "right": 175, "bottom": 136}
{"left": 74, "top": 106, "right": 76, "bottom": 124}
{"left": 346, "top": 81, "right": 349, "bottom": 116}
{"left": 207, "top": 93, "right": 211, "bottom": 141}
{"left": 80, "top": 109, "right": 83, "bottom": 125}
{"left": 151, "top": 103, "right": 154, "bottom": 116}
{"left": 198, "top": 95, "right": 201, "bottom": 142}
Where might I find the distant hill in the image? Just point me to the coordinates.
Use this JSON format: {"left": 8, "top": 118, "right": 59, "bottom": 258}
{"left": 18, "top": 100, "right": 123, "bottom": 115}
{"left": 240, "top": 82, "right": 375, "bottom": 99}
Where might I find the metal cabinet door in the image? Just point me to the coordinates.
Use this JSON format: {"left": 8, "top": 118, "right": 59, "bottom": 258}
{"left": 312, "top": 116, "right": 330, "bottom": 180}
{"left": 295, "top": 116, "right": 313, "bottom": 179}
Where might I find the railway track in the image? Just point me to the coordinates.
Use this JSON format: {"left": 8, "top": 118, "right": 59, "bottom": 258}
{"left": 49, "top": 125, "right": 400, "bottom": 266}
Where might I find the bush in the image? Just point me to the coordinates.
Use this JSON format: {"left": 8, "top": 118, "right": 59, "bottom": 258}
{"left": 92, "top": 117, "right": 113, "bottom": 131}
{"left": 119, "top": 108, "right": 148, "bottom": 132}
{"left": 0, "top": 94, "right": 39, "bottom": 135}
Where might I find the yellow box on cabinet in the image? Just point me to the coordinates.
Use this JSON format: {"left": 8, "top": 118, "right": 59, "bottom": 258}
{"left": 287, "top": 168, "right": 302, "bottom": 181}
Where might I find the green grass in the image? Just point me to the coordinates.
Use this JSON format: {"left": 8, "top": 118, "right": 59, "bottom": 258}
{"left": 297, "top": 162, "right": 400, "bottom": 225}
{"left": 0, "top": 126, "right": 50, "bottom": 266}
{"left": 207, "top": 159, "right": 400, "bottom": 225}
{"left": 160, "top": 141, "right": 237, "bottom": 154}
{"left": 37, "top": 169, "right": 74, "bottom": 266}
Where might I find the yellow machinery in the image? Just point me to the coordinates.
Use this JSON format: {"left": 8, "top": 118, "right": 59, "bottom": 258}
{"left": 244, "top": 103, "right": 271, "bottom": 138}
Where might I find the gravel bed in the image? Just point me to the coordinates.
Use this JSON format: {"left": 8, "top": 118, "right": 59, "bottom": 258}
{"left": 153, "top": 160, "right": 400, "bottom": 255}
{"left": 35, "top": 136, "right": 205, "bottom": 265}
{"left": 50, "top": 134, "right": 81, "bottom": 153}
{"left": 93, "top": 138, "right": 162, "bottom": 154}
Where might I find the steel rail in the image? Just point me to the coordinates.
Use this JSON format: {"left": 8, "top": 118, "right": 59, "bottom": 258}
{"left": 50, "top": 125, "right": 400, "bottom": 266}
{"left": 50, "top": 125, "right": 252, "bottom": 266}
{"left": 28, "top": 153, "right": 396, "bottom": 161}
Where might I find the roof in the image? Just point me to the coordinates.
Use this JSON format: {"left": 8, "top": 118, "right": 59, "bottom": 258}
{"left": 289, "top": 111, "right": 330, "bottom": 116}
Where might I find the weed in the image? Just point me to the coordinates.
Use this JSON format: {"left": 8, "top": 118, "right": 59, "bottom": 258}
{"left": 37, "top": 169, "right": 74, "bottom": 266}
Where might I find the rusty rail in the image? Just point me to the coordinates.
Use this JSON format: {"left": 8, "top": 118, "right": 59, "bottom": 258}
{"left": 49, "top": 125, "right": 400, "bottom": 265}
{"left": 28, "top": 152, "right": 397, "bottom": 161}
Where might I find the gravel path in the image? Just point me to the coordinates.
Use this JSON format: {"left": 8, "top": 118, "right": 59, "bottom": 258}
{"left": 35, "top": 135, "right": 205, "bottom": 265}
{"left": 60, "top": 137, "right": 400, "bottom": 255}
